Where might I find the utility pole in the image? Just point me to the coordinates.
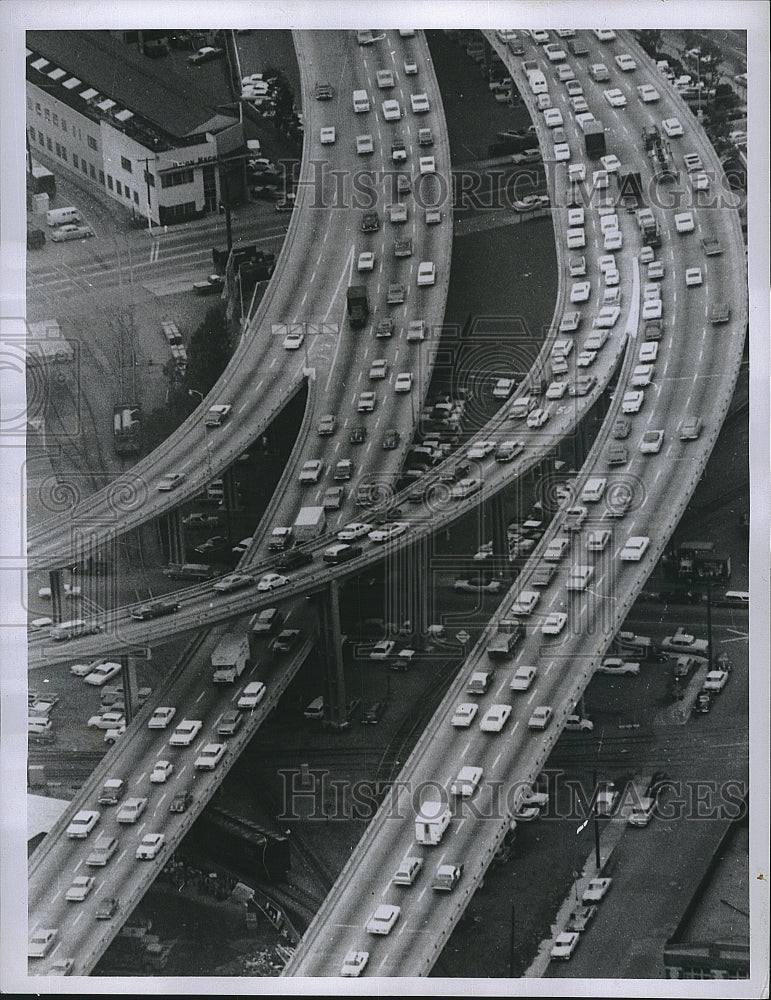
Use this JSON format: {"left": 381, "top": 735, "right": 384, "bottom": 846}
{"left": 136, "top": 155, "right": 156, "bottom": 230}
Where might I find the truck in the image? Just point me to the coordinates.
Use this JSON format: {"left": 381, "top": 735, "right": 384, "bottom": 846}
{"left": 636, "top": 208, "right": 662, "bottom": 249}
{"left": 486, "top": 630, "right": 520, "bottom": 659}
{"left": 583, "top": 119, "right": 606, "bottom": 159}
{"left": 293, "top": 506, "right": 326, "bottom": 542}
{"left": 346, "top": 285, "right": 369, "bottom": 329}
{"left": 113, "top": 404, "right": 141, "bottom": 456}
{"left": 268, "top": 527, "right": 294, "bottom": 551}
{"left": 211, "top": 629, "right": 250, "bottom": 684}
{"left": 414, "top": 798, "right": 452, "bottom": 846}
{"left": 613, "top": 630, "right": 654, "bottom": 660}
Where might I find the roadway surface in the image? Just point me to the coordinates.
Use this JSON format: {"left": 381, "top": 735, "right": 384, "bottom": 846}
{"left": 284, "top": 27, "right": 747, "bottom": 976}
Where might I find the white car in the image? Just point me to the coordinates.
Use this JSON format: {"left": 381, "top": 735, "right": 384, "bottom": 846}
{"left": 603, "top": 89, "right": 627, "bottom": 108}
{"left": 150, "top": 760, "right": 174, "bottom": 783}
{"left": 598, "top": 657, "right": 640, "bottom": 675}
{"left": 340, "top": 951, "right": 370, "bottom": 977}
{"left": 356, "top": 134, "right": 374, "bottom": 155}
{"left": 585, "top": 331, "right": 609, "bottom": 351}
{"left": 597, "top": 254, "right": 615, "bottom": 275}
{"left": 541, "top": 612, "right": 567, "bottom": 635}
{"left": 451, "top": 703, "right": 479, "bottom": 728}
{"left": 544, "top": 108, "right": 564, "bottom": 128}
{"left": 480, "top": 704, "right": 512, "bottom": 732}
{"left": 467, "top": 440, "right": 496, "bottom": 459}
{"left": 451, "top": 477, "right": 482, "bottom": 499}
{"left": 528, "top": 706, "right": 553, "bottom": 729}
{"left": 238, "top": 681, "right": 266, "bottom": 709}
{"left": 594, "top": 306, "right": 621, "bottom": 328}
{"left": 551, "top": 932, "right": 580, "bottom": 961}
{"left": 376, "top": 68, "right": 395, "bottom": 88}
{"left": 417, "top": 261, "right": 436, "bottom": 286}
{"left": 299, "top": 459, "right": 323, "bottom": 483}
{"left": 546, "top": 381, "right": 568, "bottom": 400}
{"left": 338, "top": 521, "right": 373, "bottom": 541}
{"left": 615, "top": 53, "right": 637, "bottom": 71}
{"left": 544, "top": 536, "right": 570, "bottom": 561}
{"left": 257, "top": 573, "right": 289, "bottom": 592}
{"left": 357, "top": 251, "right": 375, "bottom": 272}
{"left": 637, "top": 83, "right": 660, "bottom": 103}
{"left": 84, "top": 661, "right": 122, "bottom": 687}
{"left": 357, "top": 391, "right": 376, "bottom": 411}
{"left": 691, "top": 172, "right": 710, "bottom": 191}
{"left": 554, "top": 142, "right": 571, "bottom": 162}
{"left": 582, "top": 877, "right": 613, "bottom": 903}
{"left": 620, "top": 536, "right": 651, "bottom": 561}
{"left": 194, "top": 742, "right": 227, "bottom": 770}
{"left": 382, "top": 99, "right": 401, "bottom": 121}
{"left": 622, "top": 390, "right": 644, "bottom": 414}
{"left": 368, "top": 522, "right": 409, "bottom": 543}
{"left": 370, "top": 639, "right": 396, "bottom": 660}
{"left": 319, "top": 126, "right": 336, "bottom": 144}
{"left": 135, "top": 833, "right": 165, "bottom": 860}
{"left": 662, "top": 117, "right": 683, "bottom": 137}
{"left": 87, "top": 710, "right": 126, "bottom": 730}
{"left": 410, "top": 92, "right": 430, "bottom": 113}
{"left": 510, "top": 665, "right": 537, "bottom": 691}
{"left": 117, "top": 797, "right": 147, "bottom": 823}
{"left": 639, "top": 342, "right": 658, "bottom": 363}
{"left": 66, "top": 809, "right": 100, "bottom": 838}
{"left": 685, "top": 267, "right": 703, "bottom": 287}
{"left": 587, "top": 529, "right": 611, "bottom": 551}
{"left": 544, "top": 42, "right": 567, "bottom": 62}
{"left": 527, "top": 406, "right": 552, "bottom": 428}
{"left": 642, "top": 298, "right": 662, "bottom": 320}
{"left": 169, "top": 719, "right": 203, "bottom": 746}
{"left": 675, "top": 211, "right": 695, "bottom": 233}
{"left": 157, "top": 471, "right": 185, "bottom": 491}
{"left": 418, "top": 155, "right": 436, "bottom": 174}
{"left": 604, "top": 229, "right": 623, "bottom": 251}
{"left": 632, "top": 364, "right": 654, "bottom": 387}
{"left": 65, "top": 875, "right": 95, "bottom": 902}
{"left": 703, "top": 669, "right": 730, "bottom": 692}
{"left": 600, "top": 154, "right": 621, "bottom": 173}
{"left": 567, "top": 228, "right": 586, "bottom": 249}
{"left": 639, "top": 430, "right": 664, "bottom": 454}
{"left": 283, "top": 330, "right": 304, "bottom": 350}
{"left": 394, "top": 373, "right": 413, "bottom": 393}
{"left": 366, "top": 904, "right": 401, "bottom": 935}
{"left": 570, "top": 281, "right": 591, "bottom": 303}
{"left": 568, "top": 162, "right": 586, "bottom": 182}
{"left": 403, "top": 57, "right": 418, "bottom": 75}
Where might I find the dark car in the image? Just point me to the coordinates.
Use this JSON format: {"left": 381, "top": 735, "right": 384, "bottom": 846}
{"left": 350, "top": 425, "right": 368, "bottom": 444}
{"left": 195, "top": 535, "right": 228, "bottom": 555}
{"left": 95, "top": 896, "right": 119, "bottom": 920}
{"left": 314, "top": 81, "right": 333, "bottom": 100}
{"left": 361, "top": 211, "right": 380, "bottom": 232}
{"left": 382, "top": 428, "right": 400, "bottom": 450}
{"left": 694, "top": 691, "right": 712, "bottom": 714}
{"left": 130, "top": 600, "right": 180, "bottom": 621}
{"left": 372, "top": 506, "right": 404, "bottom": 525}
{"left": 277, "top": 549, "right": 313, "bottom": 571}
{"left": 362, "top": 701, "right": 387, "bottom": 724}
{"left": 169, "top": 789, "right": 194, "bottom": 814}
{"left": 217, "top": 710, "right": 243, "bottom": 736}
{"left": 612, "top": 419, "right": 631, "bottom": 440}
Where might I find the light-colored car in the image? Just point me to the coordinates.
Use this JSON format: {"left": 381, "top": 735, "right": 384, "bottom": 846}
{"left": 554, "top": 142, "right": 571, "bottom": 162}
{"left": 257, "top": 573, "right": 289, "bottom": 592}
{"left": 410, "top": 92, "right": 430, "bottom": 113}
{"left": 674, "top": 211, "right": 695, "bottom": 233}
{"left": 419, "top": 155, "right": 436, "bottom": 174}
{"left": 65, "top": 875, "right": 95, "bottom": 902}
{"left": 570, "top": 281, "right": 591, "bottom": 304}
{"left": 194, "top": 742, "right": 227, "bottom": 770}
{"left": 370, "top": 639, "right": 396, "bottom": 661}
{"left": 587, "top": 529, "right": 611, "bottom": 551}
{"left": 117, "top": 797, "right": 147, "bottom": 824}
{"left": 567, "top": 227, "right": 586, "bottom": 249}
{"left": 527, "top": 406, "right": 552, "bottom": 429}
{"left": 340, "top": 950, "right": 370, "bottom": 977}
{"left": 546, "top": 381, "right": 569, "bottom": 400}
{"left": 451, "top": 477, "right": 483, "bottom": 499}
{"left": 169, "top": 719, "right": 203, "bottom": 746}
{"left": 634, "top": 364, "right": 655, "bottom": 386}
{"left": 84, "top": 661, "right": 122, "bottom": 686}
{"left": 639, "top": 430, "right": 664, "bottom": 454}
{"left": 577, "top": 350, "right": 597, "bottom": 367}
{"left": 357, "top": 251, "right": 375, "bottom": 272}
{"left": 544, "top": 536, "right": 570, "bottom": 561}
{"left": 395, "top": 372, "right": 413, "bottom": 393}
{"left": 662, "top": 629, "right": 708, "bottom": 655}
{"left": 600, "top": 153, "right": 622, "bottom": 174}
{"left": 28, "top": 928, "right": 58, "bottom": 958}
{"left": 157, "top": 472, "right": 185, "bottom": 491}
{"left": 369, "top": 359, "right": 388, "bottom": 380}
{"left": 480, "top": 704, "right": 512, "bottom": 732}
{"left": 685, "top": 266, "right": 703, "bottom": 287}
{"left": 510, "top": 665, "right": 537, "bottom": 691}
{"left": 338, "top": 521, "right": 373, "bottom": 541}
{"left": 376, "top": 68, "right": 395, "bottom": 88}
{"left": 528, "top": 706, "right": 553, "bottom": 729}
{"left": 662, "top": 117, "right": 683, "bottom": 137}
{"left": 703, "top": 669, "right": 729, "bottom": 692}
{"left": 135, "top": 833, "right": 166, "bottom": 860}
{"left": 238, "top": 681, "right": 266, "bottom": 709}
{"left": 87, "top": 710, "right": 126, "bottom": 730}
{"left": 282, "top": 330, "right": 304, "bottom": 350}
{"left": 357, "top": 391, "right": 377, "bottom": 412}
{"left": 639, "top": 342, "right": 658, "bottom": 362}
{"left": 604, "top": 229, "right": 623, "bottom": 251}
{"left": 594, "top": 305, "right": 621, "bottom": 328}
{"left": 544, "top": 107, "right": 564, "bottom": 128}
{"left": 66, "top": 809, "right": 101, "bottom": 838}
{"left": 638, "top": 83, "right": 660, "bottom": 102}
{"left": 620, "top": 536, "right": 651, "bottom": 561}
{"left": 565, "top": 714, "right": 594, "bottom": 731}
{"left": 382, "top": 99, "right": 401, "bottom": 121}
{"left": 451, "top": 703, "right": 479, "bottom": 727}
{"left": 598, "top": 657, "right": 640, "bottom": 675}
{"left": 299, "top": 459, "right": 323, "bottom": 483}
{"left": 622, "top": 390, "right": 644, "bottom": 414}
{"left": 319, "top": 126, "right": 336, "bottom": 144}
{"left": 366, "top": 904, "right": 401, "bottom": 935}
{"left": 551, "top": 931, "right": 580, "bottom": 961}
{"left": 679, "top": 416, "right": 702, "bottom": 441}
{"left": 150, "top": 760, "right": 174, "bottom": 784}
{"left": 356, "top": 134, "right": 374, "bottom": 155}
{"left": 615, "top": 53, "right": 637, "bottom": 71}
{"left": 541, "top": 612, "right": 568, "bottom": 636}
{"left": 212, "top": 573, "right": 254, "bottom": 594}
{"left": 417, "top": 262, "right": 436, "bottom": 288}
{"left": 51, "top": 224, "right": 93, "bottom": 242}
{"left": 603, "top": 88, "right": 627, "bottom": 108}
{"left": 368, "top": 521, "right": 409, "bottom": 543}
{"left": 582, "top": 877, "right": 613, "bottom": 903}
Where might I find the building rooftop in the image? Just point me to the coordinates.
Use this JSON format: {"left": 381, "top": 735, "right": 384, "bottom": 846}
{"left": 26, "top": 30, "right": 236, "bottom": 149}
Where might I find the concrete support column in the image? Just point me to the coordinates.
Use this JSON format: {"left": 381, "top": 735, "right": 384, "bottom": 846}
{"left": 49, "top": 569, "right": 64, "bottom": 624}
{"left": 121, "top": 655, "right": 139, "bottom": 723}
{"left": 162, "top": 509, "right": 185, "bottom": 566}
{"left": 490, "top": 493, "right": 509, "bottom": 572}
{"left": 406, "top": 533, "right": 432, "bottom": 644}
{"left": 316, "top": 580, "right": 348, "bottom": 729}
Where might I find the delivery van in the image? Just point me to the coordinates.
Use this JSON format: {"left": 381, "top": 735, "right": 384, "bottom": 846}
{"left": 46, "top": 207, "right": 81, "bottom": 227}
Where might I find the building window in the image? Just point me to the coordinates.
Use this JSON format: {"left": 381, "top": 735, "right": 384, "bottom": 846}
{"left": 38, "top": 132, "right": 44, "bottom": 146}
{"left": 107, "top": 175, "right": 113, "bottom": 190}
{"left": 89, "top": 163, "right": 96, "bottom": 179}
{"left": 61, "top": 148, "right": 67, "bottom": 163}
{"left": 55, "top": 142, "right": 61, "bottom": 157}
{"left": 73, "top": 153, "right": 79, "bottom": 168}
{"left": 160, "top": 167, "right": 194, "bottom": 189}
{"left": 88, "top": 135, "right": 97, "bottom": 151}
{"left": 44, "top": 108, "right": 50, "bottom": 121}
{"left": 81, "top": 159, "right": 87, "bottom": 175}
{"left": 52, "top": 113, "right": 58, "bottom": 126}
{"left": 133, "top": 190, "right": 139, "bottom": 204}
{"left": 35, "top": 103, "right": 41, "bottom": 115}
{"left": 116, "top": 180, "right": 122, "bottom": 195}
{"left": 62, "top": 118, "right": 67, "bottom": 132}
{"left": 99, "top": 170, "right": 105, "bottom": 185}
{"left": 125, "top": 186, "right": 131, "bottom": 200}
{"left": 121, "top": 156, "right": 132, "bottom": 173}
{"left": 46, "top": 137, "right": 52, "bottom": 151}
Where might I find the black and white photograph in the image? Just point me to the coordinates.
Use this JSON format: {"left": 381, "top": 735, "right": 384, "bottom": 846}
{"left": 1, "top": 1, "right": 768, "bottom": 993}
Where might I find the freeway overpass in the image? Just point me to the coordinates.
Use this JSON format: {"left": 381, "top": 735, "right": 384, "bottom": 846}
{"left": 283, "top": 27, "right": 747, "bottom": 976}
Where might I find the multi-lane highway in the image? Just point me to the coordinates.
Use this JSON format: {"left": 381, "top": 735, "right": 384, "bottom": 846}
{"left": 26, "top": 27, "right": 747, "bottom": 979}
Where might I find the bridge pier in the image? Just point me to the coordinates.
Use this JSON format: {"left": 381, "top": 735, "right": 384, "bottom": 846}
{"left": 163, "top": 509, "right": 185, "bottom": 566}
{"left": 120, "top": 655, "right": 140, "bottom": 723}
{"left": 490, "top": 492, "right": 510, "bottom": 574}
{"left": 316, "top": 580, "right": 348, "bottom": 729}
{"left": 49, "top": 569, "right": 64, "bottom": 623}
